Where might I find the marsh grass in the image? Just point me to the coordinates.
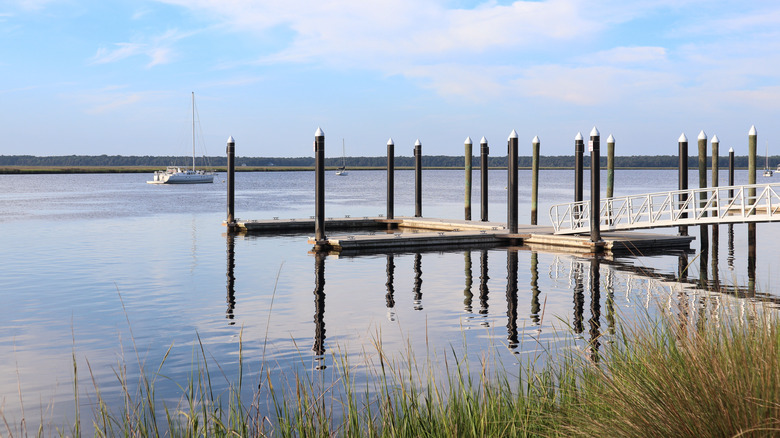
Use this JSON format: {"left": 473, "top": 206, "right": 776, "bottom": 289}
{"left": 3, "top": 299, "right": 778, "bottom": 437}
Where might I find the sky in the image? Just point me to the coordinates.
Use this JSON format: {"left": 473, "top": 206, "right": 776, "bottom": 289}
{"left": 2, "top": 0, "right": 780, "bottom": 158}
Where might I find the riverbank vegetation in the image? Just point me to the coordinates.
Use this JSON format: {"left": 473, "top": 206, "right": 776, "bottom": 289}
{"left": 3, "top": 303, "right": 778, "bottom": 437}
{"left": 0, "top": 154, "right": 767, "bottom": 174}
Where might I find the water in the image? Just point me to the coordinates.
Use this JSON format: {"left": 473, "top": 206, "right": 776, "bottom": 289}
{"left": 1, "top": 169, "right": 778, "bottom": 431}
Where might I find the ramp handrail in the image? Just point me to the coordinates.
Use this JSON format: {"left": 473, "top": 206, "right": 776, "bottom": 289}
{"left": 549, "top": 183, "right": 780, "bottom": 234}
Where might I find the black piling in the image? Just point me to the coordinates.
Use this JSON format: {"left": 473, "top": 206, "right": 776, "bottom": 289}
{"left": 589, "top": 127, "right": 601, "bottom": 244}
{"left": 480, "top": 137, "right": 489, "bottom": 222}
{"left": 387, "top": 138, "right": 394, "bottom": 220}
{"left": 226, "top": 135, "right": 236, "bottom": 229}
{"left": 314, "top": 127, "right": 326, "bottom": 243}
{"left": 465, "top": 137, "right": 472, "bottom": 221}
{"left": 531, "top": 136, "right": 540, "bottom": 225}
{"left": 414, "top": 139, "right": 422, "bottom": 218}
{"left": 729, "top": 147, "right": 735, "bottom": 200}
{"left": 507, "top": 130, "right": 518, "bottom": 234}
{"left": 678, "top": 133, "right": 689, "bottom": 237}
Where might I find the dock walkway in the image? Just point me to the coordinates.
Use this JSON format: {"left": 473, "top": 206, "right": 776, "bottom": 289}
{"left": 230, "top": 216, "right": 693, "bottom": 255}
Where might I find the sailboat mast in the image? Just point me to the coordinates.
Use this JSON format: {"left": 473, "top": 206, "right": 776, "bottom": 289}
{"left": 192, "top": 92, "right": 196, "bottom": 171}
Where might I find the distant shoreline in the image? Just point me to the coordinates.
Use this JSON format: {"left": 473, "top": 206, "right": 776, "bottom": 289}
{"left": 0, "top": 165, "right": 734, "bottom": 174}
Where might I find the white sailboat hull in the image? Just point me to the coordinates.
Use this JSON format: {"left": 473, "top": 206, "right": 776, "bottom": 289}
{"left": 147, "top": 167, "right": 215, "bottom": 184}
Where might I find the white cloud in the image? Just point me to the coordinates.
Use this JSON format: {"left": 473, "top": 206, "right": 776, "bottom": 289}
{"left": 90, "top": 43, "right": 143, "bottom": 65}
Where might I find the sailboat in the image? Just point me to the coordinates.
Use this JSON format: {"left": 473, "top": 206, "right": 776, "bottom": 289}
{"left": 763, "top": 141, "right": 773, "bottom": 177}
{"left": 336, "top": 138, "right": 348, "bottom": 176}
{"left": 148, "top": 92, "right": 215, "bottom": 184}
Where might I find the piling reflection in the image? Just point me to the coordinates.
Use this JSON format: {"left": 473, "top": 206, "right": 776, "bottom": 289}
{"left": 710, "top": 225, "right": 720, "bottom": 291}
{"left": 385, "top": 254, "right": 396, "bottom": 321}
{"left": 313, "top": 252, "right": 326, "bottom": 370}
{"left": 478, "top": 250, "right": 490, "bottom": 325}
{"left": 573, "top": 262, "right": 585, "bottom": 335}
{"left": 464, "top": 251, "right": 473, "bottom": 313}
{"left": 748, "top": 237, "right": 756, "bottom": 298}
{"left": 226, "top": 232, "right": 236, "bottom": 325}
{"left": 727, "top": 224, "right": 735, "bottom": 270}
{"left": 677, "top": 251, "right": 689, "bottom": 282}
{"left": 588, "top": 256, "right": 601, "bottom": 362}
{"left": 530, "top": 251, "right": 541, "bottom": 327}
{"left": 506, "top": 250, "right": 519, "bottom": 350}
{"left": 605, "top": 270, "right": 616, "bottom": 337}
{"left": 413, "top": 253, "right": 423, "bottom": 310}
{"left": 698, "top": 245, "right": 708, "bottom": 289}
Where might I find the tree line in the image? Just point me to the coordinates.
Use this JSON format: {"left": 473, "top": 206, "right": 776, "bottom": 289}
{"left": 0, "top": 154, "right": 773, "bottom": 168}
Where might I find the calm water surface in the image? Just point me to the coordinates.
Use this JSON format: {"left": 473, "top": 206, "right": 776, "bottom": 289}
{"left": 1, "top": 169, "right": 778, "bottom": 431}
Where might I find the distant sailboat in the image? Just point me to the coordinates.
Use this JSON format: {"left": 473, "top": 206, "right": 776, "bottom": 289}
{"left": 336, "top": 138, "right": 348, "bottom": 176}
{"left": 764, "top": 141, "right": 773, "bottom": 177}
{"left": 148, "top": 92, "right": 215, "bottom": 184}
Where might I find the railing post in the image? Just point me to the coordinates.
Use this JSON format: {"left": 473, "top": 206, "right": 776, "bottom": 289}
{"left": 465, "top": 137, "right": 472, "bottom": 221}
{"left": 507, "top": 129, "right": 518, "bottom": 234}
{"left": 678, "top": 133, "right": 689, "bottom": 236}
{"left": 314, "top": 127, "right": 326, "bottom": 243}
{"left": 589, "top": 127, "right": 601, "bottom": 244}
{"left": 387, "top": 138, "right": 394, "bottom": 220}
{"left": 480, "top": 137, "right": 489, "bottom": 222}
{"left": 698, "top": 130, "right": 709, "bottom": 249}
{"left": 414, "top": 139, "right": 422, "bottom": 218}
{"left": 531, "top": 135, "right": 540, "bottom": 225}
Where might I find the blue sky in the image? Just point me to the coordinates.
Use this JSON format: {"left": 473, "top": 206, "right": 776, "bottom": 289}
{"left": 2, "top": 0, "right": 780, "bottom": 158}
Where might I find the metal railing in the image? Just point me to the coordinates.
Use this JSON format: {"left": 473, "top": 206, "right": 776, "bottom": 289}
{"left": 550, "top": 183, "right": 780, "bottom": 234}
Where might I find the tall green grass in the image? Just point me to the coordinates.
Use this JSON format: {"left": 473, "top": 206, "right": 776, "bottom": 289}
{"left": 3, "top": 302, "right": 778, "bottom": 437}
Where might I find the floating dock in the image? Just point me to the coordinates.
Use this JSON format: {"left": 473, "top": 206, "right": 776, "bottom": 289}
{"left": 229, "top": 216, "right": 694, "bottom": 255}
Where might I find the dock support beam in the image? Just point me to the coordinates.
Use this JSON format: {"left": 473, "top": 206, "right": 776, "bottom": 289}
{"left": 465, "top": 137, "right": 472, "bottom": 221}
{"left": 507, "top": 130, "right": 518, "bottom": 234}
{"left": 678, "top": 133, "right": 689, "bottom": 237}
{"left": 226, "top": 136, "right": 236, "bottom": 230}
{"left": 480, "top": 137, "right": 489, "bottom": 222}
{"left": 415, "top": 139, "right": 422, "bottom": 218}
{"left": 314, "top": 127, "right": 326, "bottom": 243}
{"left": 387, "top": 138, "right": 395, "bottom": 220}
{"left": 589, "top": 127, "right": 602, "bottom": 244}
{"left": 531, "top": 136, "right": 540, "bottom": 225}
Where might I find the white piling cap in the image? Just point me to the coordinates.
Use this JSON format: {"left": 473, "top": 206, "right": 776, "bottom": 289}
{"left": 607, "top": 134, "right": 615, "bottom": 143}
{"left": 678, "top": 133, "right": 688, "bottom": 142}
{"left": 508, "top": 129, "right": 518, "bottom": 140}
{"left": 415, "top": 139, "right": 422, "bottom": 146}
{"left": 480, "top": 136, "right": 487, "bottom": 144}
{"left": 698, "top": 130, "right": 707, "bottom": 140}
{"left": 712, "top": 134, "right": 719, "bottom": 143}
{"left": 590, "top": 126, "right": 599, "bottom": 137}
{"left": 749, "top": 125, "right": 757, "bottom": 135}
{"left": 227, "top": 136, "right": 234, "bottom": 144}
{"left": 532, "top": 135, "right": 540, "bottom": 144}
{"left": 465, "top": 136, "right": 472, "bottom": 145}
{"left": 387, "top": 138, "right": 394, "bottom": 146}
{"left": 729, "top": 147, "right": 734, "bottom": 153}
{"left": 315, "top": 127, "right": 324, "bottom": 137}
{"left": 575, "top": 132, "right": 583, "bottom": 141}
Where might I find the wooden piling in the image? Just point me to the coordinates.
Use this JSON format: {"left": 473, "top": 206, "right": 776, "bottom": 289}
{"left": 748, "top": 125, "right": 757, "bottom": 257}
{"left": 465, "top": 137, "right": 472, "bottom": 221}
{"left": 387, "top": 138, "right": 394, "bottom": 220}
{"left": 574, "top": 132, "right": 584, "bottom": 204}
{"left": 729, "top": 147, "right": 735, "bottom": 199}
{"left": 606, "top": 134, "right": 615, "bottom": 198}
{"left": 712, "top": 135, "right": 719, "bottom": 245}
{"left": 698, "top": 130, "right": 708, "bottom": 249}
{"left": 314, "top": 127, "right": 326, "bottom": 243}
{"left": 226, "top": 136, "right": 236, "bottom": 229}
{"left": 589, "top": 127, "right": 601, "bottom": 244}
{"left": 480, "top": 137, "right": 489, "bottom": 222}
{"left": 414, "top": 139, "right": 422, "bottom": 218}
{"left": 531, "top": 136, "right": 540, "bottom": 225}
{"left": 678, "top": 133, "right": 689, "bottom": 237}
{"left": 507, "top": 130, "right": 519, "bottom": 234}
